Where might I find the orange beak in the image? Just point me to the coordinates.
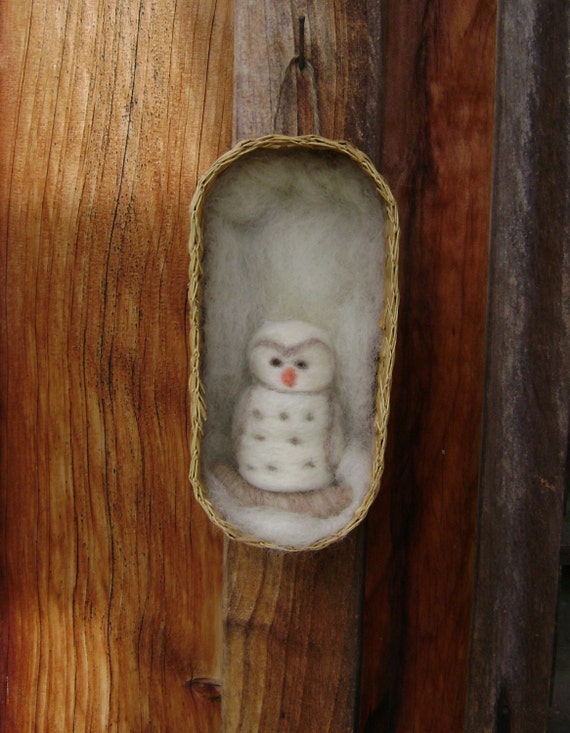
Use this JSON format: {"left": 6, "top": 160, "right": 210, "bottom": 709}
{"left": 281, "top": 367, "right": 297, "bottom": 388}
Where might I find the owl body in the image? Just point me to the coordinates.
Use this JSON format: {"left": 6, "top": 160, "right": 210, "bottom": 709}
{"left": 233, "top": 320, "right": 344, "bottom": 493}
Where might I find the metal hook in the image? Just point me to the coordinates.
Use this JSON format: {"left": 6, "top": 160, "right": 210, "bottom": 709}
{"left": 298, "top": 16, "right": 306, "bottom": 71}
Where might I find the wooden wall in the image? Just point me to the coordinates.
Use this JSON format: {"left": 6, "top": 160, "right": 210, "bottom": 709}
{"left": 225, "top": 4, "right": 381, "bottom": 732}
{"left": 0, "top": 1, "right": 231, "bottom": 729}
{"left": 466, "top": 1, "right": 570, "bottom": 730}
{"left": 1, "top": 1, "right": 567, "bottom": 732}
{"left": 360, "top": 1, "right": 497, "bottom": 730}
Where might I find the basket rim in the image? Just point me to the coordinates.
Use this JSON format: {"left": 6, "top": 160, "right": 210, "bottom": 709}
{"left": 188, "top": 133, "right": 400, "bottom": 551}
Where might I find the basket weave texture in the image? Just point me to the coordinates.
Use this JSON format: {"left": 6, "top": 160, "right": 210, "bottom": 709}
{"left": 188, "top": 134, "right": 400, "bottom": 551}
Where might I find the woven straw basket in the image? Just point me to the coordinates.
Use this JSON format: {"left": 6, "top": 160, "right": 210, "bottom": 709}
{"left": 188, "top": 134, "right": 399, "bottom": 551}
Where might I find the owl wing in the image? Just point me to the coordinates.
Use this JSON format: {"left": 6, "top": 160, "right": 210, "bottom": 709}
{"left": 231, "top": 386, "right": 254, "bottom": 459}
{"left": 327, "top": 397, "right": 346, "bottom": 470}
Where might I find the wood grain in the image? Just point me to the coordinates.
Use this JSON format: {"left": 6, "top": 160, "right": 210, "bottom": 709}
{"left": 465, "top": 1, "right": 570, "bottom": 730}
{"left": 360, "top": 1, "right": 497, "bottom": 730}
{"left": 234, "top": 0, "right": 382, "bottom": 150}
{"left": 0, "top": 0, "right": 232, "bottom": 729}
{"left": 224, "top": 536, "right": 364, "bottom": 732}
{"left": 226, "top": 2, "right": 382, "bottom": 731}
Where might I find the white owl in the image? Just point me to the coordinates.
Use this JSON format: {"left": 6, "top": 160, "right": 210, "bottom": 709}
{"left": 232, "top": 320, "right": 345, "bottom": 493}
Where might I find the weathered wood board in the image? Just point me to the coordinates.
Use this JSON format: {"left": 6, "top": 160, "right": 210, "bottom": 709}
{"left": 225, "top": 2, "right": 381, "bottom": 731}
{"left": 360, "top": 1, "right": 497, "bottom": 730}
{"left": 466, "top": 1, "right": 570, "bottom": 730}
{"left": 0, "top": 1, "right": 232, "bottom": 729}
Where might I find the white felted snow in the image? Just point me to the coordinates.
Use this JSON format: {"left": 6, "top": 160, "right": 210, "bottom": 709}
{"left": 200, "top": 148, "right": 385, "bottom": 548}
{"left": 206, "top": 466, "right": 364, "bottom": 550}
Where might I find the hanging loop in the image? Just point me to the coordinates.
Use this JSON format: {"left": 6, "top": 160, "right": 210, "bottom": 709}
{"left": 272, "top": 17, "right": 320, "bottom": 136}
{"left": 298, "top": 16, "right": 306, "bottom": 71}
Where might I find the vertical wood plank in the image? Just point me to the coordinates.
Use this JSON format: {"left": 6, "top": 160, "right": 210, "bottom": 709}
{"left": 360, "top": 1, "right": 497, "bottom": 730}
{"left": 234, "top": 0, "right": 383, "bottom": 151}
{"left": 225, "top": 2, "right": 381, "bottom": 731}
{"left": 0, "top": 0, "right": 232, "bottom": 729}
{"left": 465, "top": 1, "right": 570, "bottom": 730}
{"left": 224, "top": 535, "right": 364, "bottom": 732}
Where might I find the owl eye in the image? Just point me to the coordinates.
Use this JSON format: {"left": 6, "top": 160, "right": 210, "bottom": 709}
{"left": 270, "top": 357, "right": 283, "bottom": 367}
{"left": 295, "top": 360, "right": 308, "bottom": 369}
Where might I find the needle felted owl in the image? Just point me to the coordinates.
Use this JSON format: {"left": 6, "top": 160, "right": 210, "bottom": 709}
{"left": 232, "top": 320, "right": 345, "bottom": 493}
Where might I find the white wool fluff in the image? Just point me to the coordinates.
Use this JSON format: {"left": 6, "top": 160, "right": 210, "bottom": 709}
{"left": 200, "top": 148, "right": 385, "bottom": 547}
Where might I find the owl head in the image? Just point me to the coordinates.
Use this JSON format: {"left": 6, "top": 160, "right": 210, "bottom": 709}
{"left": 247, "top": 320, "right": 335, "bottom": 393}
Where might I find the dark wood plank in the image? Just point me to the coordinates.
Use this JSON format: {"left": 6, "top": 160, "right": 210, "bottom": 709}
{"left": 360, "top": 1, "right": 497, "bottom": 730}
{"left": 225, "top": 1, "right": 382, "bottom": 730}
{"left": 0, "top": 0, "right": 232, "bottom": 729}
{"left": 465, "top": 1, "right": 570, "bottom": 730}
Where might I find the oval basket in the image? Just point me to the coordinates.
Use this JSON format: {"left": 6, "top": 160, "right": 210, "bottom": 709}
{"left": 188, "top": 134, "right": 399, "bottom": 551}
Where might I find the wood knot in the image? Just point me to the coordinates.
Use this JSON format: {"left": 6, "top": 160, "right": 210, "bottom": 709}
{"left": 186, "top": 677, "right": 222, "bottom": 703}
